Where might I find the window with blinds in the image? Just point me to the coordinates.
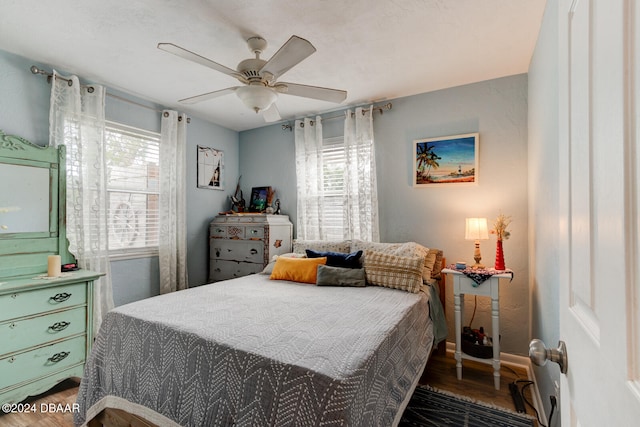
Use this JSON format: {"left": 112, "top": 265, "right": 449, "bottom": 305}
{"left": 105, "top": 122, "right": 160, "bottom": 257}
{"left": 322, "top": 136, "right": 345, "bottom": 240}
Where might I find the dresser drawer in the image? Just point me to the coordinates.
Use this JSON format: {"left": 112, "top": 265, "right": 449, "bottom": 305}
{"left": 209, "top": 259, "right": 263, "bottom": 282}
{"left": 245, "top": 226, "right": 265, "bottom": 239}
{"left": 210, "top": 240, "right": 264, "bottom": 263}
{"left": 0, "top": 283, "right": 86, "bottom": 320}
{"left": 210, "top": 224, "right": 227, "bottom": 238}
{"left": 0, "top": 335, "right": 86, "bottom": 390}
{"left": 0, "top": 307, "right": 86, "bottom": 356}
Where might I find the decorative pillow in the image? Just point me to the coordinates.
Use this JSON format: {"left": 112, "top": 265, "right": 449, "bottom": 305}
{"left": 292, "top": 239, "right": 351, "bottom": 255}
{"left": 352, "top": 240, "right": 432, "bottom": 281}
{"left": 316, "top": 265, "right": 366, "bottom": 287}
{"left": 261, "top": 253, "right": 307, "bottom": 275}
{"left": 423, "top": 250, "right": 437, "bottom": 279}
{"left": 363, "top": 250, "right": 423, "bottom": 293}
{"left": 306, "top": 249, "right": 363, "bottom": 269}
{"left": 270, "top": 256, "right": 327, "bottom": 284}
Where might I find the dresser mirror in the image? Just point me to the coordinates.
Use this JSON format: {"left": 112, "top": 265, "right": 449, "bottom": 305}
{"left": 0, "top": 130, "right": 73, "bottom": 277}
{"left": 0, "top": 163, "right": 50, "bottom": 233}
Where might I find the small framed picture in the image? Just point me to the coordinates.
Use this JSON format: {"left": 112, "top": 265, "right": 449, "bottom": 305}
{"left": 249, "top": 186, "right": 272, "bottom": 212}
{"left": 197, "top": 145, "right": 224, "bottom": 190}
{"left": 413, "top": 132, "right": 479, "bottom": 187}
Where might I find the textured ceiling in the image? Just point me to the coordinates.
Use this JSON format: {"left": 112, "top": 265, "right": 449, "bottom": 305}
{"left": 0, "top": 0, "right": 546, "bottom": 131}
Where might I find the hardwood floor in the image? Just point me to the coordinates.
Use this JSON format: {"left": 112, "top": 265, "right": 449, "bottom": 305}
{"left": 0, "top": 379, "right": 80, "bottom": 427}
{"left": 0, "top": 349, "right": 539, "bottom": 426}
{"left": 422, "top": 350, "right": 539, "bottom": 420}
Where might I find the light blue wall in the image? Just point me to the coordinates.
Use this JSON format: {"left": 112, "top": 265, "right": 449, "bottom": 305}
{"left": 528, "top": 1, "right": 561, "bottom": 423}
{"left": 2, "top": 46, "right": 533, "bottom": 355}
{"left": 240, "top": 74, "right": 531, "bottom": 354}
{"left": 0, "top": 49, "right": 239, "bottom": 305}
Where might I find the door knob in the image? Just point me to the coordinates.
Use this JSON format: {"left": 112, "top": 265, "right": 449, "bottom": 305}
{"left": 529, "top": 339, "right": 568, "bottom": 374}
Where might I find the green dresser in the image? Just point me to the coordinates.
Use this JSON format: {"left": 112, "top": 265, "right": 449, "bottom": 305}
{"left": 0, "top": 131, "right": 105, "bottom": 403}
{"left": 0, "top": 270, "right": 102, "bottom": 404}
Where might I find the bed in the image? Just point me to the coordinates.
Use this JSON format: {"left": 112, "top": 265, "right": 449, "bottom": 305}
{"left": 75, "top": 241, "right": 446, "bottom": 427}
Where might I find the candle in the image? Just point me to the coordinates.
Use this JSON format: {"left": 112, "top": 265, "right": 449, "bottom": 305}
{"left": 47, "top": 255, "right": 61, "bottom": 277}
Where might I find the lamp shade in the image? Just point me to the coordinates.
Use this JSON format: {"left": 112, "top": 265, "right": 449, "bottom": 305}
{"left": 236, "top": 85, "right": 278, "bottom": 113}
{"left": 465, "top": 217, "right": 489, "bottom": 240}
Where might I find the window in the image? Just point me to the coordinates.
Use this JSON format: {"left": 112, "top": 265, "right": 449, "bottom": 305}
{"left": 322, "top": 136, "right": 345, "bottom": 240}
{"left": 105, "top": 122, "right": 160, "bottom": 258}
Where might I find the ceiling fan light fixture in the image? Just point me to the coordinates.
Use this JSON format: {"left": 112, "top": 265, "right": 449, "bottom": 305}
{"left": 236, "top": 85, "right": 277, "bottom": 113}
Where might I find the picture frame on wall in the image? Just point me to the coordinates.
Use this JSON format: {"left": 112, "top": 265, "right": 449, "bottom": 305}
{"left": 197, "top": 145, "right": 224, "bottom": 190}
{"left": 413, "top": 132, "right": 479, "bottom": 187}
{"left": 249, "top": 186, "right": 272, "bottom": 212}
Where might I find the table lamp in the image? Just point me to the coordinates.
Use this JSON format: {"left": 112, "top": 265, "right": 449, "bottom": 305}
{"left": 465, "top": 217, "right": 489, "bottom": 269}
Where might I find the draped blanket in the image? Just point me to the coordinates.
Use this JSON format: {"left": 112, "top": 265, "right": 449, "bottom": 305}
{"left": 75, "top": 274, "right": 434, "bottom": 426}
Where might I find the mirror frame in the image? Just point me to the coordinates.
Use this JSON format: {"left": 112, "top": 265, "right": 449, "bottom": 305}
{"left": 0, "top": 130, "right": 73, "bottom": 277}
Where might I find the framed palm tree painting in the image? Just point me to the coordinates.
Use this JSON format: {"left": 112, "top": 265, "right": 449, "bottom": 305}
{"left": 413, "top": 133, "right": 479, "bottom": 187}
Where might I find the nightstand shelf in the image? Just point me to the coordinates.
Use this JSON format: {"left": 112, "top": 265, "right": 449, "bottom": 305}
{"left": 442, "top": 268, "right": 512, "bottom": 390}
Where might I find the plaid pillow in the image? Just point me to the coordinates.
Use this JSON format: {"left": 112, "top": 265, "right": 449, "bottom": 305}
{"left": 363, "top": 250, "right": 423, "bottom": 293}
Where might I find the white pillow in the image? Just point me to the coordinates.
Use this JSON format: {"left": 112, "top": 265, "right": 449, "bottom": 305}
{"left": 261, "top": 252, "right": 306, "bottom": 275}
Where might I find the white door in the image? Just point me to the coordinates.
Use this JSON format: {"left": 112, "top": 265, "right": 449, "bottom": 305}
{"left": 558, "top": 0, "right": 640, "bottom": 425}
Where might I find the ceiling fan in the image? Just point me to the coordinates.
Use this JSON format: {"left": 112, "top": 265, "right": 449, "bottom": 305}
{"left": 158, "top": 35, "right": 347, "bottom": 122}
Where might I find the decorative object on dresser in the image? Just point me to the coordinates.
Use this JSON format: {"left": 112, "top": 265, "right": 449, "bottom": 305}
{"left": 209, "top": 214, "right": 292, "bottom": 282}
{"left": 0, "top": 130, "right": 103, "bottom": 404}
{"left": 249, "top": 186, "right": 272, "bottom": 212}
{"left": 413, "top": 132, "right": 479, "bottom": 186}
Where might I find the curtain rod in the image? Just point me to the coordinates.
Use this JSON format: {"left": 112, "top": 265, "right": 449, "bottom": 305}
{"left": 281, "top": 102, "right": 392, "bottom": 131}
{"left": 30, "top": 65, "right": 191, "bottom": 123}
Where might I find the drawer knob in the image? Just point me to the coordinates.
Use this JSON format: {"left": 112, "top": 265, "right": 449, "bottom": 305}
{"left": 250, "top": 248, "right": 258, "bottom": 255}
{"left": 250, "top": 229, "right": 258, "bottom": 234}
{"left": 47, "top": 351, "right": 70, "bottom": 363}
{"left": 49, "top": 293, "right": 72, "bottom": 303}
{"left": 48, "top": 321, "right": 71, "bottom": 332}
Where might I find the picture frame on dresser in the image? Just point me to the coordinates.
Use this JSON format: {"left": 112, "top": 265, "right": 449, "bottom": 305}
{"left": 249, "top": 186, "right": 271, "bottom": 212}
{"left": 0, "top": 130, "right": 103, "bottom": 405}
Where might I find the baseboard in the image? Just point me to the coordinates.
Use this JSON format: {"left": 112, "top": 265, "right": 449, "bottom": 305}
{"left": 444, "top": 341, "right": 546, "bottom": 423}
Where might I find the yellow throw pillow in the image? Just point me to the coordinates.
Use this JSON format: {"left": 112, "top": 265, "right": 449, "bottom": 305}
{"left": 270, "top": 256, "right": 327, "bottom": 284}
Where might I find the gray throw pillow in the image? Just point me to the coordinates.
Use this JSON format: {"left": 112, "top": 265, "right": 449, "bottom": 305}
{"left": 316, "top": 264, "right": 366, "bottom": 287}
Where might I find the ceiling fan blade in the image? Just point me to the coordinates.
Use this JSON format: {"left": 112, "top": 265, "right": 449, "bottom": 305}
{"left": 262, "top": 103, "right": 281, "bottom": 123}
{"left": 277, "top": 82, "right": 347, "bottom": 103}
{"left": 158, "top": 43, "right": 245, "bottom": 81}
{"left": 179, "top": 87, "right": 239, "bottom": 104}
{"left": 260, "top": 36, "right": 316, "bottom": 80}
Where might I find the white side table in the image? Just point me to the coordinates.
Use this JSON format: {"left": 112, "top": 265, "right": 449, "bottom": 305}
{"left": 442, "top": 268, "right": 512, "bottom": 390}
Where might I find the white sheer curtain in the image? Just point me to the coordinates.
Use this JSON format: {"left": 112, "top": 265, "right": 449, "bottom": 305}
{"left": 159, "top": 110, "right": 188, "bottom": 294}
{"left": 343, "top": 106, "right": 380, "bottom": 242}
{"left": 294, "top": 116, "right": 324, "bottom": 240}
{"left": 49, "top": 71, "right": 114, "bottom": 334}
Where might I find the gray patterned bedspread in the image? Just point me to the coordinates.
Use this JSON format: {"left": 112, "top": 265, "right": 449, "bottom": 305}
{"left": 75, "top": 274, "right": 434, "bottom": 426}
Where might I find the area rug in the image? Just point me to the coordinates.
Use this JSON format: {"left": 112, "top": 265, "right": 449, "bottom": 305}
{"left": 399, "top": 385, "right": 535, "bottom": 427}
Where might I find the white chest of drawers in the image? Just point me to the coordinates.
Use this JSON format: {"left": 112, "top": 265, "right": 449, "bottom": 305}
{"left": 209, "top": 214, "right": 292, "bottom": 282}
{"left": 0, "top": 270, "right": 102, "bottom": 404}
